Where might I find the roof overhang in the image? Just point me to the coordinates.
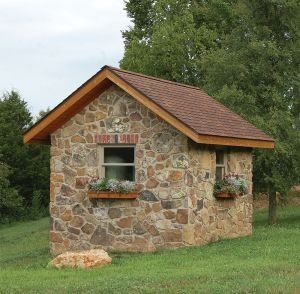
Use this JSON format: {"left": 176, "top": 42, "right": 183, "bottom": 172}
{"left": 23, "top": 66, "right": 275, "bottom": 149}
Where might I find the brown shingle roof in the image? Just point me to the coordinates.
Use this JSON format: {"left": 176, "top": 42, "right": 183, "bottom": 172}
{"left": 23, "top": 65, "right": 274, "bottom": 148}
{"left": 108, "top": 66, "right": 273, "bottom": 142}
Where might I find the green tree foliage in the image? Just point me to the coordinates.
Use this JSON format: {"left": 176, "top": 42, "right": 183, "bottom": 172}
{"left": 121, "top": 0, "right": 300, "bottom": 221}
{"left": 0, "top": 162, "right": 22, "bottom": 223}
{"left": 0, "top": 91, "right": 50, "bottom": 221}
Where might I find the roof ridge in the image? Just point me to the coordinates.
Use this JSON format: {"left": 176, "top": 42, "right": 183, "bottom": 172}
{"left": 106, "top": 65, "right": 205, "bottom": 92}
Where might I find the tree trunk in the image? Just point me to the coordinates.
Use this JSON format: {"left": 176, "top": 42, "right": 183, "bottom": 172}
{"left": 268, "top": 189, "right": 277, "bottom": 225}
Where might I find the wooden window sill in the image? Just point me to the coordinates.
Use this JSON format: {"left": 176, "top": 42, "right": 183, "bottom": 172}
{"left": 88, "top": 191, "right": 138, "bottom": 199}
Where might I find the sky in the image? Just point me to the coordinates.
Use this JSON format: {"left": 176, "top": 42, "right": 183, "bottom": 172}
{"left": 0, "top": 0, "right": 131, "bottom": 116}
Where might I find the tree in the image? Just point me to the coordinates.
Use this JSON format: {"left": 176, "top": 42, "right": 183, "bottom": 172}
{"left": 0, "top": 91, "right": 50, "bottom": 215}
{"left": 0, "top": 162, "right": 22, "bottom": 223}
{"left": 121, "top": 0, "right": 300, "bottom": 224}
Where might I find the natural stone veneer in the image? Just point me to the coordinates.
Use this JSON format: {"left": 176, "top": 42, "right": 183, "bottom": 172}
{"left": 49, "top": 85, "right": 253, "bottom": 255}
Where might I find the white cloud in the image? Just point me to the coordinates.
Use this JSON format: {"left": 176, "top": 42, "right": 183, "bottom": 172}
{"left": 0, "top": 0, "right": 131, "bottom": 115}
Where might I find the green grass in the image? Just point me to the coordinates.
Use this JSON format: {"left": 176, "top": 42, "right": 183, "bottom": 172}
{"left": 0, "top": 206, "right": 299, "bottom": 293}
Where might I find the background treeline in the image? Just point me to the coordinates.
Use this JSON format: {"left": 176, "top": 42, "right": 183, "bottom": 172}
{"left": 121, "top": 0, "right": 300, "bottom": 223}
{"left": 0, "top": 0, "right": 299, "bottom": 224}
{"left": 0, "top": 91, "right": 50, "bottom": 223}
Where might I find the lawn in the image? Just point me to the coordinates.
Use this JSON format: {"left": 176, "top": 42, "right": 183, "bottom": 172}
{"left": 0, "top": 206, "right": 299, "bottom": 293}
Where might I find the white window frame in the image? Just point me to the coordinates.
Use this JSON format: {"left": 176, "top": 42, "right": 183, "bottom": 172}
{"left": 215, "top": 150, "right": 227, "bottom": 181}
{"left": 99, "top": 145, "right": 136, "bottom": 181}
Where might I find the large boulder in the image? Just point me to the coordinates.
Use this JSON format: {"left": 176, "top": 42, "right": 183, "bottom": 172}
{"left": 48, "top": 249, "right": 112, "bottom": 269}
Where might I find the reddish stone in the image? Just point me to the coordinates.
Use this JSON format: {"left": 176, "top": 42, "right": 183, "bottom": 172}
{"left": 147, "top": 166, "right": 155, "bottom": 177}
{"left": 176, "top": 209, "right": 188, "bottom": 224}
{"left": 155, "top": 163, "right": 164, "bottom": 170}
{"left": 156, "top": 154, "right": 168, "bottom": 162}
{"left": 146, "top": 178, "right": 159, "bottom": 189}
{"left": 75, "top": 177, "right": 88, "bottom": 189}
{"left": 129, "top": 112, "right": 142, "bottom": 121}
{"left": 167, "top": 170, "right": 183, "bottom": 182}
{"left": 117, "top": 217, "right": 133, "bottom": 228}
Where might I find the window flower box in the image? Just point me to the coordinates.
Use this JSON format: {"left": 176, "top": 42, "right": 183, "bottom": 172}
{"left": 88, "top": 191, "right": 138, "bottom": 199}
{"left": 214, "top": 173, "right": 247, "bottom": 200}
{"left": 88, "top": 178, "right": 137, "bottom": 199}
{"left": 214, "top": 191, "right": 237, "bottom": 199}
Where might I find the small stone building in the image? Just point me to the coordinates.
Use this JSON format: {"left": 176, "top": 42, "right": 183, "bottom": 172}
{"left": 24, "top": 66, "right": 274, "bottom": 255}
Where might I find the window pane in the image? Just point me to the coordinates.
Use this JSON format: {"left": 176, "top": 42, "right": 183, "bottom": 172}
{"left": 216, "top": 167, "right": 224, "bottom": 181}
{"left": 105, "top": 166, "right": 135, "bottom": 181}
{"left": 216, "top": 151, "right": 224, "bottom": 165}
{"left": 104, "top": 147, "right": 134, "bottom": 163}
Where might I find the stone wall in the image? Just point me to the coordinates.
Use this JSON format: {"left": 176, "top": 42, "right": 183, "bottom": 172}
{"left": 49, "top": 85, "right": 253, "bottom": 255}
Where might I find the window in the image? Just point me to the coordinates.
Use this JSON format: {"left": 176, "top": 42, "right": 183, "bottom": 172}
{"left": 100, "top": 146, "right": 135, "bottom": 181}
{"left": 216, "top": 150, "right": 226, "bottom": 181}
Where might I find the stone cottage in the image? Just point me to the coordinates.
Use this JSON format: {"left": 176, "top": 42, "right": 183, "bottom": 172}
{"left": 24, "top": 66, "right": 274, "bottom": 255}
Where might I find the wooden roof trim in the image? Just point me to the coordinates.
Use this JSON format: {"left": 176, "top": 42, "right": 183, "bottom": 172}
{"left": 23, "top": 69, "right": 110, "bottom": 144}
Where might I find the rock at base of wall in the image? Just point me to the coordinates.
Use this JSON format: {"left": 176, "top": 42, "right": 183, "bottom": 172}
{"left": 48, "top": 249, "right": 112, "bottom": 269}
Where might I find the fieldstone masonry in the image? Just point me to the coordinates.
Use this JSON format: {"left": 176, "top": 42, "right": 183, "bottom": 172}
{"left": 50, "top": 85, "right": 253, "bottom": 255}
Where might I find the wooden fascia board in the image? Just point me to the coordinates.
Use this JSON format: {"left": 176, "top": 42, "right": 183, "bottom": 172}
{"left": 105, "top": 70, "right": 200, "bottom": 142}
{"left": 197, "top": 134, "right": 274, "bottom": 149}
{"left": 23, "top": 69, "right": 110, "bottom": 144}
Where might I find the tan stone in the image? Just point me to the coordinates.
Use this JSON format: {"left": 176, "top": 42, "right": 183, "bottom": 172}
{"left": 51, "top": 173, "right": 63, "bottom": 183}
{"left": 81, "top": 223, "right": 95, "bottom": 235}
{"left": 108, "top": 208, "right": 122, "bottom": 219}
{"left": 85, "top": 112, "right": 95, "bottom": 123}
{"left": 183, "top": 225, "right": 195, "bottom": 245}
{"left": 70, "top": 216, "right": 84, "bottom": 228}
{"left": 163, "top": 210, "right": 176, "bottom": 219}
{"left": 71, "top": 135, "right": 86, "bottom": 143}
{"left": 50, "top": 231, "right": 63, "bottom": 243}
{"left": 163, "top": 229, "right": 182, "bottom": 242}
{"left": 95, "top": 111, "right": 106, "bottom": 120}
{"left": 61, "top": 210, "right": 72, "bottom": 221}
{"left": 49, "top": 249, "right": 112, "bottom": 269}
{"left": 146, "top": 178, "right": 159, "bottom": 189}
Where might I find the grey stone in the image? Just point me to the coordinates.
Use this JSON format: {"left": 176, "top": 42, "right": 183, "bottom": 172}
{"left": 161, "top": 200, "right": 182, "bottom": 209}
{"left": 72, "top": 204, "right": 85, "bottom": 215}
{"left": 151, "top": 132, "right": 173, "bottom": 153}
{"left": 133, "top": 221, "right": 146, "bottom": 235}
{"left": 197, "top": 199, "right": 204, "bottom": 211}
{"left": 68, "top": 226, "right": 80, "bottom": 235}
{"left": 138, "top": 190, "right": 159, "bottom": 202}
{"left": 90, "top": 227, "right": 114, "bottom": 246}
